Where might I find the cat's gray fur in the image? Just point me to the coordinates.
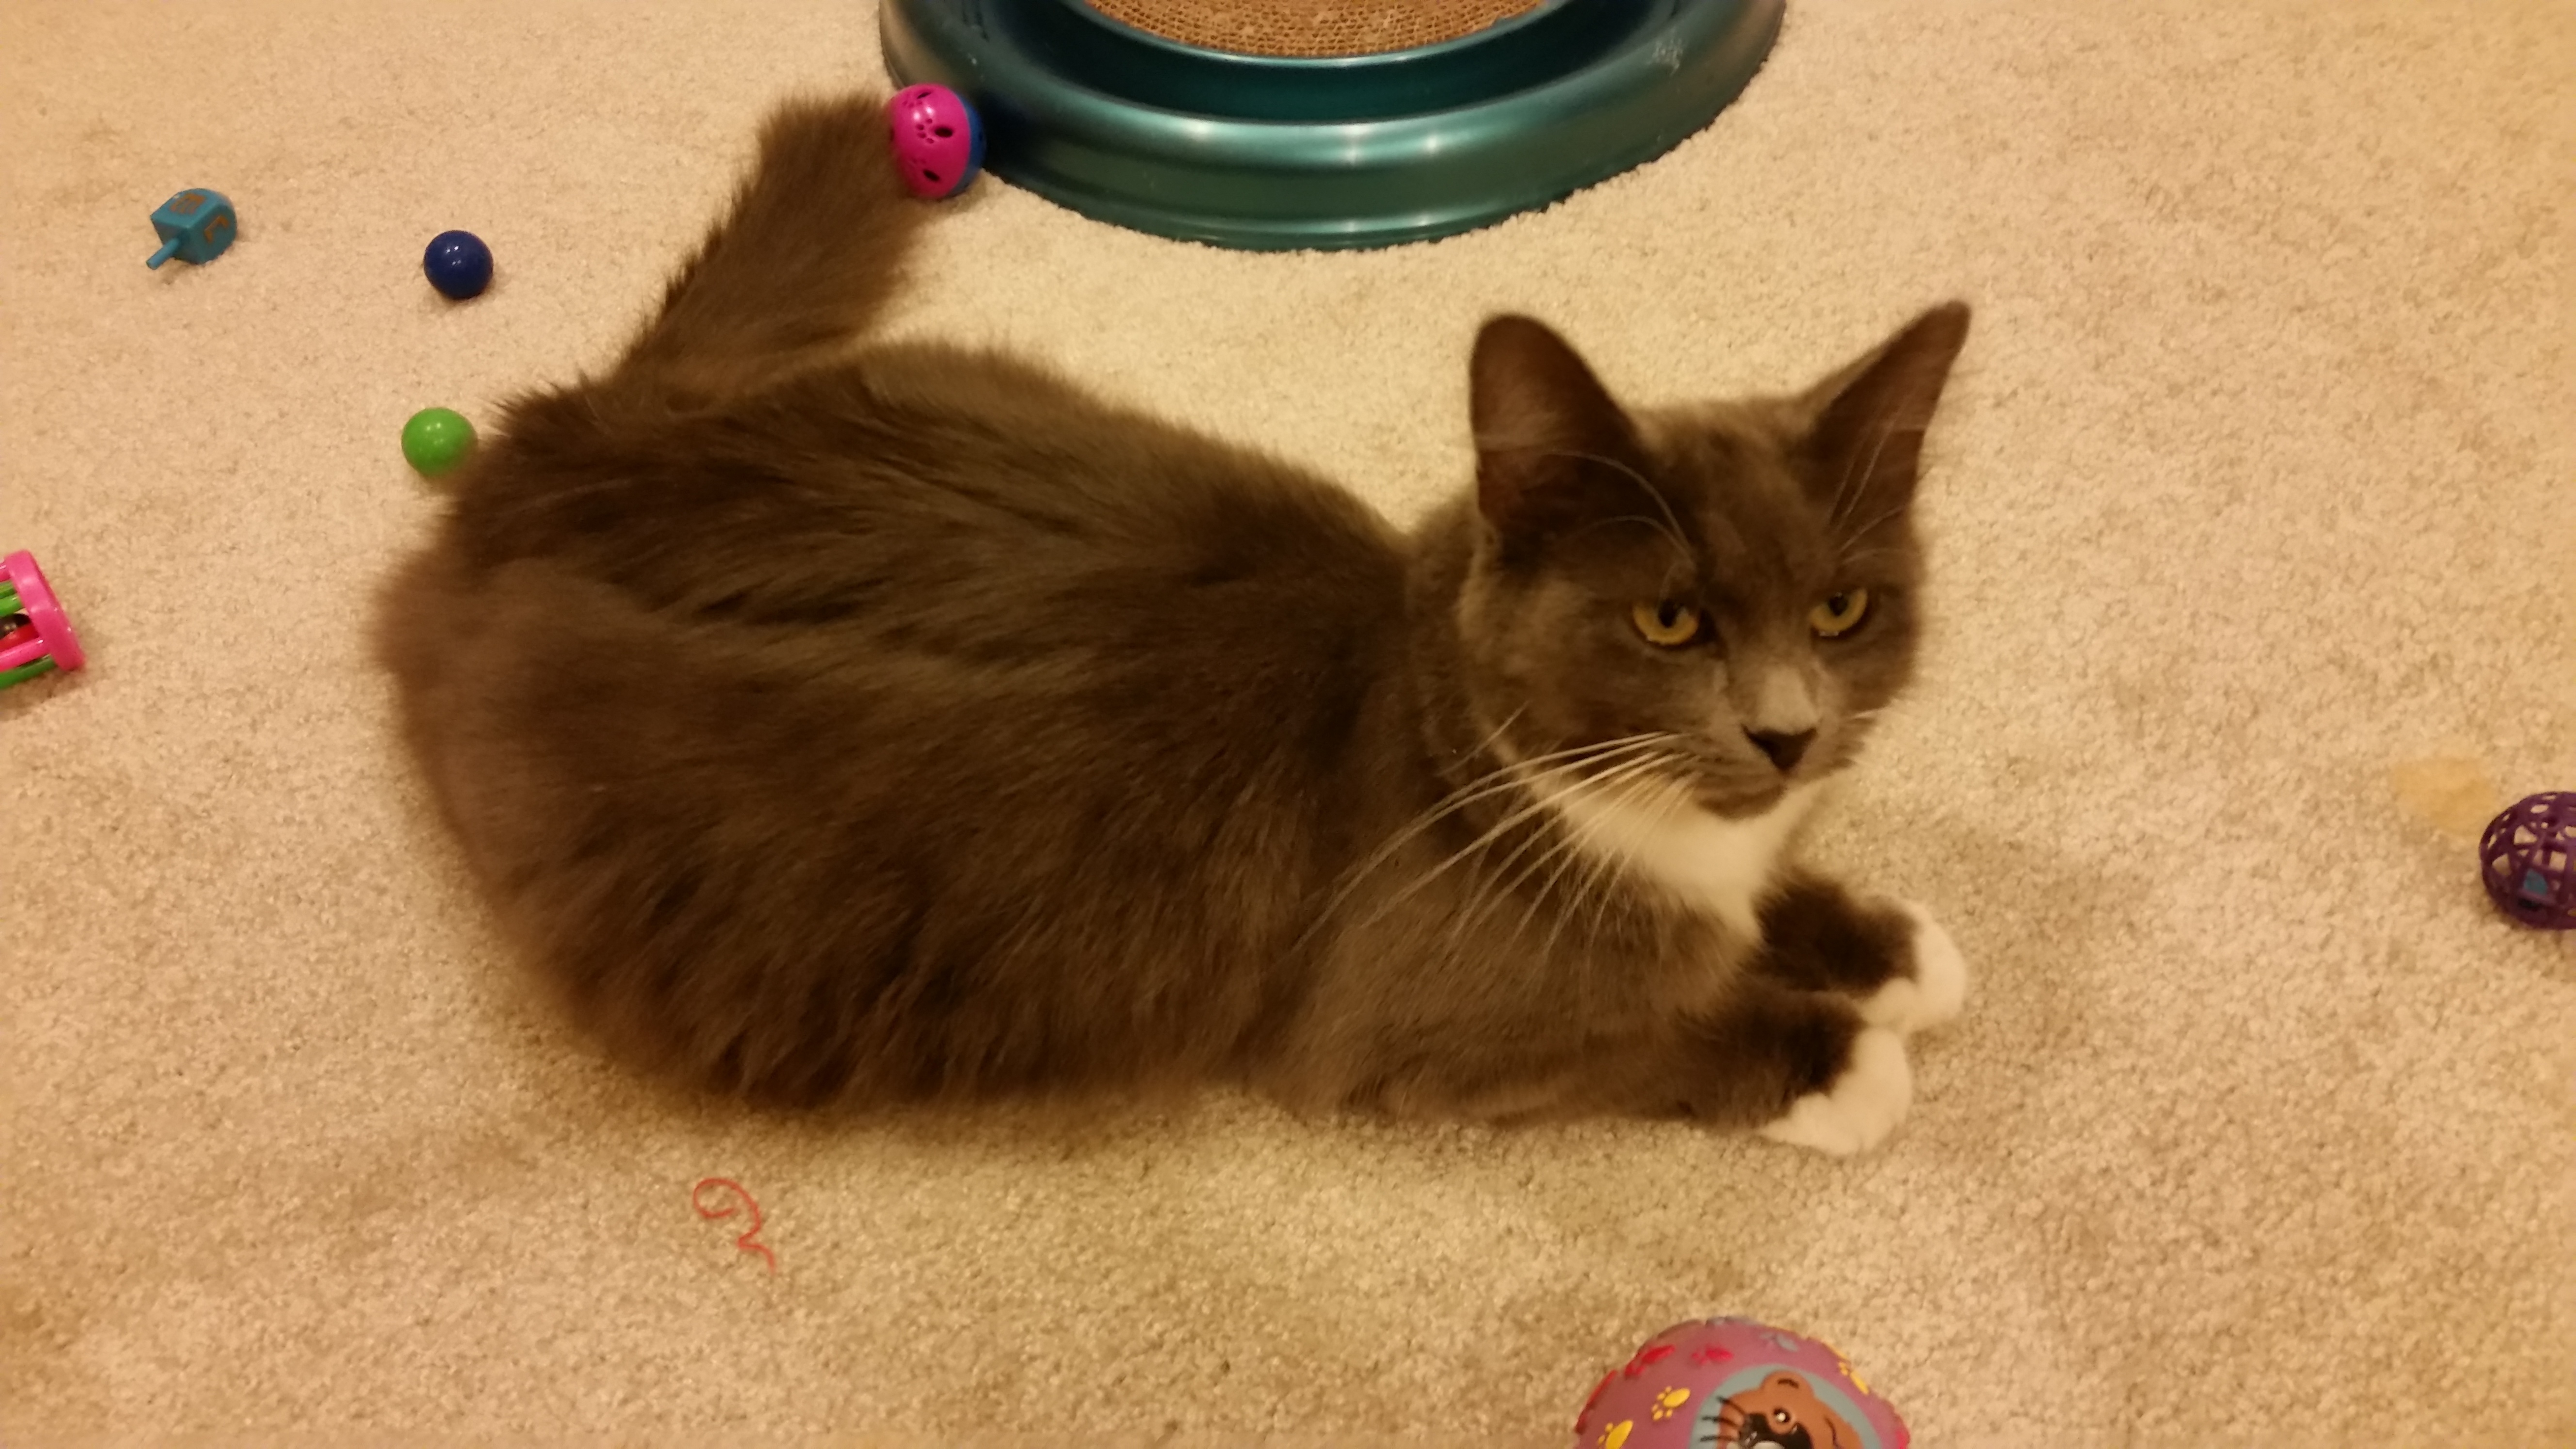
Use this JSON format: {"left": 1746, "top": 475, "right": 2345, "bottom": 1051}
{"left": 378, "top": 93, "right": 1974, "bottom": 1146}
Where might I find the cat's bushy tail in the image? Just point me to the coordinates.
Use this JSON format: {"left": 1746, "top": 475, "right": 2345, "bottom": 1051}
{"left": 609, "top": 91, "right": 925, "bottom": 403}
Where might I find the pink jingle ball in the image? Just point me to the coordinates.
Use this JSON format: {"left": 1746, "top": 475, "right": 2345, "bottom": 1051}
{"left": 887, "top": 84, "right": 985, "bottom": 199}
{"left": 1573, "top": 1318, "right": 1907, "bottom": 1449}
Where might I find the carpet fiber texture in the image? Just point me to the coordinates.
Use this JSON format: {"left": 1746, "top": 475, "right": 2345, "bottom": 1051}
{"left": 3, "top": 2, "right": 2572, "bottom": 1444}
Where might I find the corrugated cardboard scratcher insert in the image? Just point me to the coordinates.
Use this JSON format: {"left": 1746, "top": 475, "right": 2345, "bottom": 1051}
{"left": 1087, "top": 0, "right": 1546, "bottom": 56}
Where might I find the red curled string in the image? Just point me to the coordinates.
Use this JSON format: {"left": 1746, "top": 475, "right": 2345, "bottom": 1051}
{"left": 691, "top": 1176, "right": 777, "bottom": 1275}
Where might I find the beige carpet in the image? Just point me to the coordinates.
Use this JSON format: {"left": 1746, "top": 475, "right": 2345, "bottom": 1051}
{"left": 4, "top": 1, "right": 2573, "bottom": 1443}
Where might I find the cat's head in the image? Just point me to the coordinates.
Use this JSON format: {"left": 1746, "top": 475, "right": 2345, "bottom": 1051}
{"left": 1451, "top": 303, "right": 1970, "bottom": 819}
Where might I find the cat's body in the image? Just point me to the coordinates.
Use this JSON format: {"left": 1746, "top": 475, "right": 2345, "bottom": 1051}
{"left": 379, "top": 94, "right": 1973, "bottom": 1152}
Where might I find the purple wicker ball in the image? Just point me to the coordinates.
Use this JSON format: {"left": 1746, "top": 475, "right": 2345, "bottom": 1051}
{"left": 2481, "top": 792, "right": 2576, "bottom": 930}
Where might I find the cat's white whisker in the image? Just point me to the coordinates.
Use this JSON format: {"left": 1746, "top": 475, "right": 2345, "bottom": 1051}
{"left": 1538, "top": 449, "right": 1694, "bottom": 564}
{"left": 1562, "top": 513, "right": 1696, "bottom": 571}
{"left": 1501, "top": 732, "right": 1686, "bottom": 773}
{"left": 1451, "top": 705, "right": 1529, "bottom": 768}
{"left": 1526, "top": 766, "right": 1677, "bottom": 973}
{"left": 1411, "top": 751, "right": 1671, "bottom": 960}
{"left": 1478, "top": 754, "right": 1672, "bottom": 916}
{"left": 1835, "top": 500, "right": 1912, "bottom": 555}
{"left": 1290, "top": 769, "right": 1554, "bottom": 947}
{"left": 1311, "top": 734, "right": 1680, "bottom": 944}
{"left": 1319, "top": 731, "right": 1644, "bottom": 906}
{"left": 1513, "top": 826, "right": 1609, "bottom": 966}
{"left": 1543, "top": 772, "right": 1697, "bottom": 995}
{"left": 1828, "top": 419, "right": 1925, "bottom": 529}
{"left": 1360, "top": 741, "right": 1676, "bottom": 932}
{"left": 1440, "top": 752, "right": 1677, "bottom": 964}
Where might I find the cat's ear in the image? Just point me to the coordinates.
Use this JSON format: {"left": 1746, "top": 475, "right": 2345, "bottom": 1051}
{"left": 1798, "top": 302, "right": 1972, "bottom": 521}
{"left": 1470, "top": 315, "right": 1644, "bottom": 546}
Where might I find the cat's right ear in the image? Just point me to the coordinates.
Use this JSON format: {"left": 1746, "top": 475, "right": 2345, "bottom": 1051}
{"left": 1470, "top": 315, "right": 1643, "bottom": 548}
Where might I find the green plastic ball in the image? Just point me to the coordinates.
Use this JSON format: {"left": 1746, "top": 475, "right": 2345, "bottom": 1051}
{"left": 402, "top": 407, "right": 477, "bottom": 477}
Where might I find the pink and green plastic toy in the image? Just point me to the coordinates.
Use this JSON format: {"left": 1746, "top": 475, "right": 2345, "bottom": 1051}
{"left": 1, "top": 551, "right": 86, "bottom": 689}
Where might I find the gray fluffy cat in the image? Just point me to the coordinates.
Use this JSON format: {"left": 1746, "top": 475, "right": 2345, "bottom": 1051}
{"left": 378, "top": 92, "right": 1973, "bottom": 1154}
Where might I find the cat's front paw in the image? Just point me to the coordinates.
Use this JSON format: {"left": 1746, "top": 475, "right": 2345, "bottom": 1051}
{"left": 1757, "top": 1026, "right": 1912, "bottom": 1156}
{"left": 1855, "top": 901, "right": 1969, "bottom": 1036}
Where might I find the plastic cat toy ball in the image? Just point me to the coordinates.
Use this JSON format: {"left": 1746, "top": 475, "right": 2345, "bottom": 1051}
{"left": 402, "top": 407, "right": 478, "bottom": 478}
{"left": 2481, "top": 792, "right": 2576, "bottom": 931}
{"left": 0, "top": 550, "right": 88, "bottom": 690}
{"left": 888, "top": 84, "right": 985, "bottom": 199}
{"left": 1572, "top": 1318, "right": 1907, "bottom": 1449}
{"left": 423, "top": 229, "right": 494, "bottom": 300}
{"left": 145, "top": 187, "right": 238, "bottom": 268}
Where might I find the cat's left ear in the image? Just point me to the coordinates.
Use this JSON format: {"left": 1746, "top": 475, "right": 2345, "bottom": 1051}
{"left": 1798, "top": 302, "right": 1972, "bottom": 521}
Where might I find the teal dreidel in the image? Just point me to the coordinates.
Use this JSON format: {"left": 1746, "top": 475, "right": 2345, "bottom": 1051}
{"left": 146, "top": 188, "right": 239, "bottom": 268}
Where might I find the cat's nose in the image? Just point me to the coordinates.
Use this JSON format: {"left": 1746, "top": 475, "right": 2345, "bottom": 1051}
{"left": 1745, "top": 728, "right": 1815, "bottom": 772}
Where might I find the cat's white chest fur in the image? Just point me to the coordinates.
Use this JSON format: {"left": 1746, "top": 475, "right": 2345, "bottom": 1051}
{"left": 1544, "top": 781, "right": 1819, "bottom": 941}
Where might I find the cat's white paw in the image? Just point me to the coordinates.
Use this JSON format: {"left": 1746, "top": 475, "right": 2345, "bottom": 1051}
{"left": 1856, "top": 901, "right": 1970, "bottom": 1036}
{"left": 1758, "top": 1026, "right": 1913, "bottom": 1156}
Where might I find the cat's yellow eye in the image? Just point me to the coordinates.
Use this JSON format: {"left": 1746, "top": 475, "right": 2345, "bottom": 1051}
{"left": 1631, "top": 600, "right": 1703, "bottom": 647}
{"left": 1810, "top": 588, "right": 1870, "bottom": 638}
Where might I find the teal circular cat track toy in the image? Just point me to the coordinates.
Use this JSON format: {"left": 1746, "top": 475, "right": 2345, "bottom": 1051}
{"left": 879, "top": 0, "right": 1785, "bottom": 250}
